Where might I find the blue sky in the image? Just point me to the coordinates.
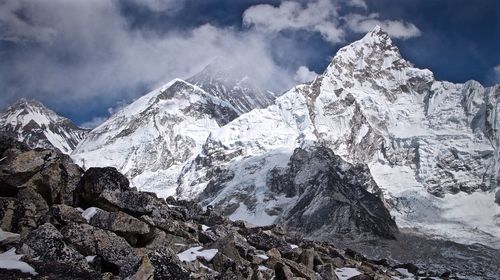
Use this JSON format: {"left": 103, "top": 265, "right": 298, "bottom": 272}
{"left": 0, "top": 0, "right": 498, "bottom": 127}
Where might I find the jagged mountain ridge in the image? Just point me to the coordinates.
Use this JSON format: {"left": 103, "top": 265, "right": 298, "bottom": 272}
{"left": 188, "top": 58, "right": 277, "bottom": 114}
{"left": 0, "top": 98, "right": 88, "bottom": 154}
{"left": 178, "top": 26, "right": 500, "bottom": 247}
{"left": 192, "top": 143, "right": 398, "bottom": 239}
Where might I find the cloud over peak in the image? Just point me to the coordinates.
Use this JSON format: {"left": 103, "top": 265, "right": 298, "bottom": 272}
{"left": 243, "top": 0, "right": 345, "bottom": 44}
{"left": 243, "top": 0, "right": 422, "bottom": 44}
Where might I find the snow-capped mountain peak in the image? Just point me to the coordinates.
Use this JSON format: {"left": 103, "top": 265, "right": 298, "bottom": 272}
{"left": 72, "top": 78, "right": 240, "bottom": 197}
{"left": 0, "top": 98, "right": 87, "bottom": 154}
{"left": 178, "top": 27, "right": 500, "bottom": 247}
{"left": 188, "top": 57, "right": 277, "bottom": 114}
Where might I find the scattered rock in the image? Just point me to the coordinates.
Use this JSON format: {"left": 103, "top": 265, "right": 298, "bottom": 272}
{"left": 0, "top": 142, "right": 455, "bottom": 279}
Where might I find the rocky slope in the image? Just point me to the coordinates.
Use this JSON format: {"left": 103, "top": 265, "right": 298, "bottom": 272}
{"left": 0, "top": 136, "right": 472, "bottom": 279}
{"left": 179, "top": 26, "right": 500, "bottom": 247}
{"left": 72, "top": 79, "right": 240, "bottom": 197}
{"left": 183, "top": 143, "right": 397, "bottom": 241}
{"left": 0, "top": 98, "right": 88, "bottom": 154}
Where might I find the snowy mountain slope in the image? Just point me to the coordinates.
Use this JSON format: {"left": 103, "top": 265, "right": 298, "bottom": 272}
{"left": 0, "top": 98, "right": 88, "bottom": 154}
{"left": 71, "top": 79, "right": 239, "bottom": 197}
{"left": 179, "top": 26, "right": 500, "bottom": 247}
{"left": 188, "top": 58, "right": 277, "bottom": 114}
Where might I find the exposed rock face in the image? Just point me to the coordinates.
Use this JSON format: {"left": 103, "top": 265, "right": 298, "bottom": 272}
{"left": 0, "top": 98, "right": 88, "bottom": 154}
{"left": 191, "top": 144, "right": 397, "bottom": 239}
{"left": 276, "top": 146, "right": 397, "bottom": 239}
{"left": 1, "top": 139, "right": 472, "bottom": 279}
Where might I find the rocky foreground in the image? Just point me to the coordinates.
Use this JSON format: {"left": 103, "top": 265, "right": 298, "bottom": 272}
{"left": 0, "top": 136, "right": 459, "bottom": 279}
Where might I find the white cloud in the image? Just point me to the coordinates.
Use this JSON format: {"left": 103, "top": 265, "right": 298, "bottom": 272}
{"left": 243, "top": 0, "right": 345, "bottom": 44}
{"left": 345, "top": 0, "right": 367, "bottom": 10}
{"left": 345, "top": 13, "right": 422, "bottom": 39}
{"left": 294, "top": 66, "right": 318, "bottom": 83}
{"left": 80, "top": 116, "right": 108, "bottom": 129}
{"left": 0, "top": 0, "right": 294, "bottom": 109}
{"left": 493, "top": 65, "right": 500, "bottom": 83}
{"left": 0, "top": 0, "right": 56, "bottom": 43}
{"left": 0, "top": 0, "right": 423, "bottom": 117}
{"left": 243, "top": 0, "right": 421, "bottom": 44}
{"left": 125, "top": 0, "right": 182, "bottom": 12}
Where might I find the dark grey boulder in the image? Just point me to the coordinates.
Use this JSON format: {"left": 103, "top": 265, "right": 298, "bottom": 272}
{"left": 87, "top": 207, "right": 152, "bottom": 246}
{"left": 23, "top": 223, "right": 88, "bottom": 268}
{"left": 148, "top": 247, "right": 190, "bottom": 279}
{"left": 61, "top": 223, "right": 141, "bottom": 277}
{"left": 0, "top": 146, "right": 82, "bottom": 205}
{"left": 49, "top": 204, "right": 86, "bottom": 225}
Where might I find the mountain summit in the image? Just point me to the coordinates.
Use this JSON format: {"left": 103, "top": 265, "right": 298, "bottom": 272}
{"left": 188, "top": 57, "right": 277, "bottom": 114}
{"left": 72, "top": 78, "right": 240, "bottom": 196}
{"left": 0, "top": 98, "right": 87, "bottom": 154}
{"left": 179, "top": 26, "right": 500, "bottom": 247}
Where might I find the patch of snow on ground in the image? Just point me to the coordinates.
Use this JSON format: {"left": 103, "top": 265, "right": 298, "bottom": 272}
{"left": 394, "top": 268, "right": 414, "bottom": 279}
{"left": 0, "top": 248, "right": 37, "bottom": 275}
{"left": 81, "top": 207, "right": 100, "bottom": 222}
{"left": 177, "top": 246, "right": 218, "bottom": 262}
{"left": 256, "top": 254, "right": 268, "bottom": 260}
{"left": 335, "top": 267, "right": 361, "bottom": 280}
{"left": 0, "top": 229, "right": 19, "bottom": 244}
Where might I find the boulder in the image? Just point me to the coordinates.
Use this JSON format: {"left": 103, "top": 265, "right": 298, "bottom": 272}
{"left": 0, "top": 198, "right": 17, "bottom": 231}
{"left": 49, "top": 204, "right": 86, "bottom": 225}
{"left": 247, "top": 231, "right": 289, "bottom": 252}
{"left": 130, "top": 255, "right": 155, "bottom": 280}
{"left": 298, "top": 248, "right": 323, "bottom": 271}
{"left": 0, "top": 188, "right": 49, "bottom": 237}
{"left": 61, "top": 223, "right": 141, "bottom": 277}
{"left": 0, "top": 135, "right": 29, "bottom": 155}
{"left": 0, "top": 148, "right": 82, "bottom": 205}
{"left": 393, "top": 263, "right": 418, "bottom": 275}
{"left": 87, "top": 208, "right": 152, "bottom": 246}
{"left": 76, "top": 168, "right": 167, "bottom": 216}
{"left": 316, "top": 263, "right": 338, "bottom": 280}
{"left": 75, "top": 167, "right": 130, "bottom": 209}
{"left": 274, "top": 262, "right": 294, "bottom": 280}
{"left": 23, "top": 223, "right": 88, "bottom": 268}
{"left": 148, "top": 247, "right": 190, "bottom": 279}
